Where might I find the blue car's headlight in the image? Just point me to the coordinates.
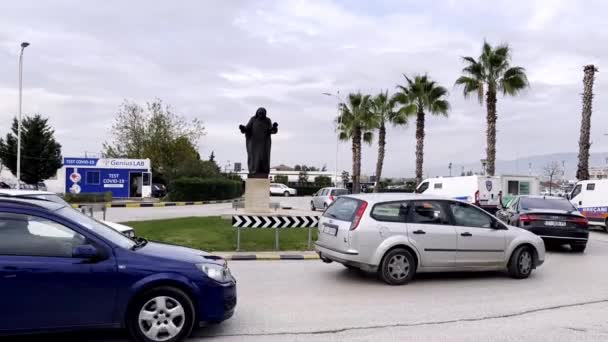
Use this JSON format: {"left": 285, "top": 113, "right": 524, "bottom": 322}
{"left": 197, "top": 263, "right": 232, "bottom": 283}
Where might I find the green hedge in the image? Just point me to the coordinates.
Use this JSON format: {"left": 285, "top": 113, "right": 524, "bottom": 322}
{"left": 63, "top": 192, "right": 112, "bottom": 203}
{"left": 169, "top": 177, "right": 243, "bottom": 201}
{"left": 287, "top": 184, "right": 323, "bottom": 196}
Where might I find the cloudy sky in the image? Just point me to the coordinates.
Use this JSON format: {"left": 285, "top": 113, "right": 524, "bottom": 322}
{"left": 0, "top": 0, "right": 606, "bottom": 177}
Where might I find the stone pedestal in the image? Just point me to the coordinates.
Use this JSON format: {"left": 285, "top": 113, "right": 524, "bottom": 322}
{"left": 244, "top": 178, "right": 270, "bottom": 213}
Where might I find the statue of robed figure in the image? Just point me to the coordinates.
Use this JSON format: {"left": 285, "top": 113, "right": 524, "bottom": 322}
{"left": 239, "top": 107, "right": 278, "bottom": 178}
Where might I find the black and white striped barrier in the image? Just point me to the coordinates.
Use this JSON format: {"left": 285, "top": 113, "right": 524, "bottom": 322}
{"left": 232, "top": 215, "right": 319, "bottom": 228}
{"left": 231, "top": 215, "right": 320, "bottom": 251}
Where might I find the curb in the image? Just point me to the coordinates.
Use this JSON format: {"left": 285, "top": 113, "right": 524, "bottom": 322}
{"left": 223, "top": 254, "right": 320, "bottom": 261}
{"left": 71, "top": 199, "right": 235, "bottom": 209}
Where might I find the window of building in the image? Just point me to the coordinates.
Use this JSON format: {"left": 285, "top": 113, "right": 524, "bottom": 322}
{"left": 86, "top": 171, "right": 100, "bottom": 185}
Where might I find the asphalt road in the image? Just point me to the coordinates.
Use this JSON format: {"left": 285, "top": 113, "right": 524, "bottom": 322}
{"left": 10, "top": 230, "right": 608, "bottom": 342}
{"left": 104, "top": 196, "right": 314, "bottom": 222}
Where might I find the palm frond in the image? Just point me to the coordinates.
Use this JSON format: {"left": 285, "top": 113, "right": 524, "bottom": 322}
{"left": 455, "top": 76, "right": 484, "bottom": 104}
{"left": 431, "top": 100, "right": 450, "bottom": 116}
{"left": 500, "top": 66, "right": 529, "bottom": 95}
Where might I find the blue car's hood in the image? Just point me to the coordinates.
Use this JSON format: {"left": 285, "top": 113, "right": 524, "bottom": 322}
{"left": 135, "top": 241, "right": 224, "bottom": 265}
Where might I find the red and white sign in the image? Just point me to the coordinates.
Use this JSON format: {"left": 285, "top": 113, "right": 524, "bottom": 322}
{"left": 70, "top": 171, "right": 81, "bottom": 183}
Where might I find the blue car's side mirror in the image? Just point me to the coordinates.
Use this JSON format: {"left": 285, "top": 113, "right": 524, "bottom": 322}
{"left": 72, "top": 244, "right": 100, "bottom": 259}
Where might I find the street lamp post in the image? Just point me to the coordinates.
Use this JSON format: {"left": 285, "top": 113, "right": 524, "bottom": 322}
{"left": 323, "top": 91, "right": 345, "bottom": 187}
{"left": 17, "top": 42, "right": 30, "bottom": 190}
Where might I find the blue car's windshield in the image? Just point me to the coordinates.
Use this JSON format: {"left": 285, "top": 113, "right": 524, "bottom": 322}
{"left": 56, "top": 207, "right": 136, "bottom": 249}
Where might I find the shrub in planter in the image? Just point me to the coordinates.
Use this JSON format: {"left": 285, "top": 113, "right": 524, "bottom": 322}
{"left": 62, "top": 192, "right": 112, "bottom": 203}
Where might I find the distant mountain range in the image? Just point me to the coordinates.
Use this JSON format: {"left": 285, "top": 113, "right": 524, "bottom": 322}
{"left": 426, "top": 152, "right": 608, "bottom": 180}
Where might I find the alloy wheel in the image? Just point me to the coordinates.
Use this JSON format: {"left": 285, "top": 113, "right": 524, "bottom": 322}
{"left": 388, "top": 254, "right": 410, "bottom": 281}
{"left": 518, "top": 250, "right": 532, "bottom": 275}
{"left": 138, "top": 296, "right": 186, "bottom": 341}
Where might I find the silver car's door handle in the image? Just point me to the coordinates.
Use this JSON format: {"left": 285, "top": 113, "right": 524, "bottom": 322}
{"left": 412, "top": 230, "right": 426, "bottom": 235}
{"left": 460, "top": 232, "right": 473, "bottom": 237}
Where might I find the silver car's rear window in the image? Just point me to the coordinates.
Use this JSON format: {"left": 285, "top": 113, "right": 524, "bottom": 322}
{"left": 330, "top": 189, "right": 349, "bottom": 196}
{"left": 323, "top": 197, "right": 361, "bottom": 221}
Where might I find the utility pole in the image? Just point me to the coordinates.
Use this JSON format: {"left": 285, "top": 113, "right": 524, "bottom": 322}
{"left": 16, "top": 42, "right": 30, "bottom": 189}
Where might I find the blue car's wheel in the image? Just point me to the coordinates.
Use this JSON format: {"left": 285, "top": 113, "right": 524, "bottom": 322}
{"left": 128, "top": 287, "right": 195, "bottom": 342}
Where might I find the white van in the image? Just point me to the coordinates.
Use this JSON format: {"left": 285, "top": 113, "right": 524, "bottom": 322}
{"left": 569, "top": 179, "right": 608, "bottom": 229}
{"left": 416, "top": 175, "right": 503, "bottom": 212}
{"left": 500, "top": 175, "right": 540, "bottom": 205}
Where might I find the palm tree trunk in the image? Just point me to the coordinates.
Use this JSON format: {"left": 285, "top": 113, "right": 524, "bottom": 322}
{"left": 576, "top": 65, "right": 598, "bottom": 181}
{"left": 374, "top": 121, "right": 386, "bottom": 193}
{"left": 485, "top": 89, "right": 498, "bottom": 176}
{"left": 352, "top": 127, "right": 362, "bottom": 194}
{"left": 415, "top": 110, "right": 425, "bottom": 185}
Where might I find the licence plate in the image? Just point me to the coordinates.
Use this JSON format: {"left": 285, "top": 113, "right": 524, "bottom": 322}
{"left": 544, "top": 221, "right": 567, "bottom": 227}
{"left": 323, "top": 226, "right": 338, "bottom": 236}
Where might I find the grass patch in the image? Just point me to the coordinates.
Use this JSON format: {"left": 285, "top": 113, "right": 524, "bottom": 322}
{"left": 123, "top": 216, "right": 318, "bottom": 252}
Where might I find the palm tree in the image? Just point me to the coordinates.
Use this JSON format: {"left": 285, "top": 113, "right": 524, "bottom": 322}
{"left": 394, "top": 75, "right": 450, "bottom": 185}
{"left": 455, "top": 41, "right": 529, "bottom": 176}
{"left": 576, "top": 65, "right": 599, "bottom": 180}
{"left": 337, "top": 92, "right": 375, "bottom": 194}
{"left": 370, "top": 91, "right": 408, "bottom": 192}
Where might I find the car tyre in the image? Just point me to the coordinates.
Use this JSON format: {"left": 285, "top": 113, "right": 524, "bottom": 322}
{"left": 571, "top": 244, "right": 586, "bottom": 253}
{"left": 310, "top": 201, "right": 316, "bottom": 211}
{"left": 508, "top": 246, "right": 534, "bottom": 279}
{"left": 127, "top": 286, "right": 196, "bottom": 342}
{"left": 379, "top": 248, "right": 416, "bottom": 285}
{"left": 284, "top": 191, "right": 290, "bottom": 197}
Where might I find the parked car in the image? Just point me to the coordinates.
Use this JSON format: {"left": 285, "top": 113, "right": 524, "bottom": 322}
{"left": 0, "top": 190, "right": 136, "bottom": 238}
{"left": 311, "top": 187, "right": 349, "bottom": 211}
{"left": 0, "top": 197, "right": 236, "bottom": 340}
{"left": 497, "top": 195, "right": 589, "bottom": 252}
{"left": 569, "top": 179, "right": 608, "bottom": 230}
{"left": 152, "top": 183, "right": 168, "bottom": 198}
{"left": 269, "top": 183, "right": 297, "bottom": 196}
{"left": 36, "top": 182, "right": 47, "bottom": 191}
{"left": 416, "top": 175, "right": 503, "bottom": 214}
{"left": 315, "top": 193, "right": 545, "bottom": 285}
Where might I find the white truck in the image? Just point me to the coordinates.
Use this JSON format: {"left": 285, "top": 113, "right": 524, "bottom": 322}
{"left": 569, "top": 179, "right": 608, "bottom": 230}
{"left": 500, "top": 175, "right": 540, "bottom": 205}
{"left": 415, "top": 175, "right": 503, "bottom": 213}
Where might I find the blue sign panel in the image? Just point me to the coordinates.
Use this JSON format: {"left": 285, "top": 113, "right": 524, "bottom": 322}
{"left": 66, "top": 168, "right": 143, "bottom": 198}
{"left": 63, "top": 158, "right": 99, "bottom": 167}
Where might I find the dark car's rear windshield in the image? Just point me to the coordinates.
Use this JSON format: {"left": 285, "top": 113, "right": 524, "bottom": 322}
{"left": 323, "top": 197, "right": 361, "bottom": 221}
{"left": 331, "top": 189, "right": 349, "bottom": 196}
{"left": 520, "top": 197, "right": 576, "bottom": 211}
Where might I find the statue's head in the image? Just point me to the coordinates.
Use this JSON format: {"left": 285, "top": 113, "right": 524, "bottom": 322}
{"left": 255, "top": 107, "right": 267, "bottom": 119}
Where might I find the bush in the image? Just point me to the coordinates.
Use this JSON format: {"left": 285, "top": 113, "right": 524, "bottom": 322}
{"left": 287, "top": 183, "right": 323, "bottom": 196}
{"left": 274, "top": 175, "right": 288, "bottom": 185}
{"left": 63, "top": 192, "right": 112, "bottom": 203}
{"left": 169, "top": 177, "right": 243, "bottom": 201}
{"left": 314, "top": 176, "right": 332, "bottom": 187}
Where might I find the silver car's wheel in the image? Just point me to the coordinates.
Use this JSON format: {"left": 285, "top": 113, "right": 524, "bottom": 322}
{"left": 129, "top": 287, "right": 195, "bottom": 342}
{"left": 310, "top": 201, "right": 316, "bottom": 211}
{"left": 508, "top": 246, "right": 534, "bottom": 279}
{"left": 518, "top": 250, "right": 532, "bottom": 275}
{"left": 379, "top": 248, "right": 416, "bottom": 285}
{"left": 388, "top": 255, "right": 410, "bottom": 281}
{"left": 284, "top": 191, "right": 290, "bottom": 197}
{"left": 138, "top": 296, "right": 185, "bottom": 341}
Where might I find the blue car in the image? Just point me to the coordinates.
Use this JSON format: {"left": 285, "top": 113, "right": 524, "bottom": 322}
{"left": 0, "top": 198, "right": 236, "bottom": 342}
